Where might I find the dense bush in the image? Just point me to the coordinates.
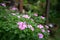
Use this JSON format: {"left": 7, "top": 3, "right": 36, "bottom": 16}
{"left": 0, "top": 5, "right": 50, "bottom": 40}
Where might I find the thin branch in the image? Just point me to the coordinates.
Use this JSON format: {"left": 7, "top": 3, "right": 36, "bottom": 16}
{"left": 45, "top": 0, "right": 50, "bottom": 24}
{"left": 19, "top": 0, "right": 23, "bottom": 13}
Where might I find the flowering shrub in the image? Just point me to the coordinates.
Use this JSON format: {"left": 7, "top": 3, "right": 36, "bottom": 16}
{"left": 0, "top": 6, "right": 50, "bottom": 40}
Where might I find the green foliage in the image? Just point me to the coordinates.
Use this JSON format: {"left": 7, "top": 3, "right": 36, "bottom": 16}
{"left": 28, "top": 0, "right": 38, "bottom": 4}
{"left": 23, "top": 0, "right": 46, "bottom": 13}
{"left": 49, "top": 0, "right": 60, "bottom": 24}
{"left": 27, "top": 11, "right": 46, "bottom": 24}
{"left": 0, "top": 0, "right": 3, "bottom": 3}
{"left": 0, "top": 6, "right": 49, "bottom": 40}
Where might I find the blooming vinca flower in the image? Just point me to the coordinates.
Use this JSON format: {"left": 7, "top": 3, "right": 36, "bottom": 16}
{"left": 11, "top": 7, "right": 18, "bottom": 10}
{"left": 37, "top": 24, "right": 44, "bottom": 29}
{"left": 1, "top": 3, "right": 6, "bottom": 7}
{"left": 45, "top": 25, "right": 49, "bottom": 29}
{"left": 34, "top": 13, "right": 38, "bottom": 16}
{"left": 22, "top": 15, "right": 30, "bottom": 19}
{"left": 30, "top": 27, "right": 34, "bottom": 31}
{"left": 17, "top": 22, "right": 23, "bottom": 25}
{"left": 28, "top": 25, "right": 34, "bottom": 31}
{"left": 47, "top": 30, "right": 50, "bottom": 32}
{"left": 17, "top": 22, "right": 27, "bottom": 30}
{"left": 41, "top": 29, "right": 45, "bottom": 32}
{"left": 40, "top": 16, "right": 45, "bottom": 19}
{"left": 28, "top": 25, "right": 32, "bottom": 28}
{"left": 38, "top": 33, "right": 44, "bottom": 38}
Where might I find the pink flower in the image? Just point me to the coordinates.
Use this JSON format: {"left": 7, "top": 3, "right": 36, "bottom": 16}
{"left": 41, "top": 29, "right": 45, "bottom": 32}
{"left": 37, "top": 24, "right": 44, "bottom": 29}
{"left": 28, "top": 25, "right": 34, "bottom": 31}
{"left": 28, "top": 25, "right": 32, "bottom": 28}
{"left": 30, "top": 27, "right": 34, "bottom": 31}
{"left": 41, "top": 16, "right": 45, "bottom": 19}
{"left": 38, "top": 33, "right": 44, "bottom": 39}
{"left": 22, "top": 15, "right": 30, "bottom": 19}
{"left": 11, "top": 7, "right": 17, "bottom": 10}
{"left": 18, "top": 25, "right": 26, "bottom": 30}
{"left": 17, "top": 22, "right": 27, "bottom": 30}
{"left": 1, "top": 3, "right": 6, "bottom": 7}
{"left": 34, "top": 13, "right": 38, "bottom": 16}
{"left": 17, "top": 22, "right": 23, "bottom": 25}
{"left": 47, "top": 30, "right": 50, "bottom": 32}
{"left": 45, "top": 25, "right": 49, "bottom": 29}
